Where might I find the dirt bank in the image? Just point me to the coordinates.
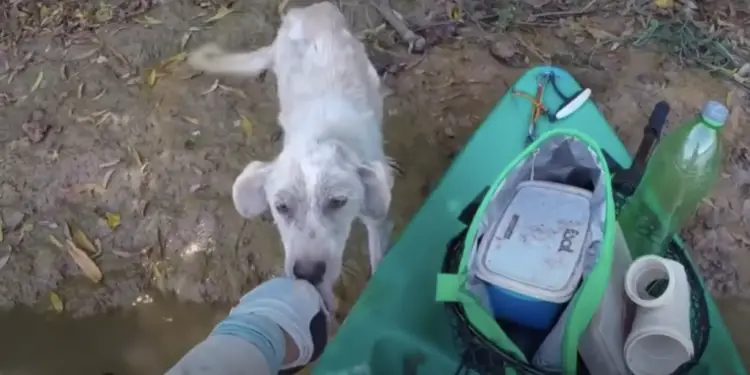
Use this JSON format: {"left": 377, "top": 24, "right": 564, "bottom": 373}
{"left": 0, "top": 0, "right": 749, "bottom": 373}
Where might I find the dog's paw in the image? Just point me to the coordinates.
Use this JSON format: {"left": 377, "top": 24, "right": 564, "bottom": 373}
{"left": 187, "top": 43, "right": 224, "bottom": 71}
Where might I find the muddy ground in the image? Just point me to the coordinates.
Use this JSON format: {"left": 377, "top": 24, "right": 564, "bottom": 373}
{"left": 0, "top": 0, "right": 749, "bottom": 373}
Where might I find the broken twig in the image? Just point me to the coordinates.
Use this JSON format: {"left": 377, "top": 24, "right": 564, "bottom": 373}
{"left": 372, "top": 0, "right": 426, "bottom": 54}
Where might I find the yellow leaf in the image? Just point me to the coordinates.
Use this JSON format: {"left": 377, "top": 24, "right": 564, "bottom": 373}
{"left": 653, "top": 0, "right": 674, "bottom": 8}
{"left": 105, "top": 212, "right": 121, "bottom": 230}
{"left": 161, "top": 51, "right": 188, "bottom": 70}
{"left": 66, "top": 240, "right": 103, "bottom": 283}
{"left": 135, "top": 15, "right": 163, "bottom": 25}
{"left": 49, "top": 292, "right": 64, "bottom": 313}
{"left": 240, "top": 115, "right": 253, "bottom": 137}
{"left": 204, "top": 6, "right": 234, "bottom": 24}
{"left": 40, "top": 5, "right": 52, "bottom": 19}
{"left": 145, "top": 68, "right": 157, "bottom": 87}
{"left": 68, "top": 222, "right": 98, "bottom": 255}
{"left": 31, "top": 71, "right": 44, "bottom": 92}
{"left": 450, "top": 7, "right": 460, "bottom": 21}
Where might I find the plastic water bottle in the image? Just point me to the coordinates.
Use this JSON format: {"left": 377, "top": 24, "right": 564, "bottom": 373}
{"left": 618, "top": 101, "right": 728, "bottom": 258}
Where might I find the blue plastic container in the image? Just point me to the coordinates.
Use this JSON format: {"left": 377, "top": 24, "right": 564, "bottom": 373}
{"left": 475, "top": 180, "right": 591, "bottom": 330}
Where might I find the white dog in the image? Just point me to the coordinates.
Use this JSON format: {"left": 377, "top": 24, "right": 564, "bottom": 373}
{"left": 188, "top": 2, "right": 393, "bottom": 310}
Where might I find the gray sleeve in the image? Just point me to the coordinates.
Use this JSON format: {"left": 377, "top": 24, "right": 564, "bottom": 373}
{"left": 165, "top": 335, "right": 272, "bottom": 375}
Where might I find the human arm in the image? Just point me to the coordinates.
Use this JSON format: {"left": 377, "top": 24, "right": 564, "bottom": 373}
{"left": 165, "top": 278, "right": 329, "bottom": 375}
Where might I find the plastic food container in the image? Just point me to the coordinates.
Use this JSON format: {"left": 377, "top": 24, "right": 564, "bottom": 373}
{"left": 475, "top": 180, "right": 592, "bottom": 330}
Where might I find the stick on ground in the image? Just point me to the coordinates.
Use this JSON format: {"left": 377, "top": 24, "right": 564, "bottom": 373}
{"left": 372, "top": 0, "right": 426, "bottom": 54}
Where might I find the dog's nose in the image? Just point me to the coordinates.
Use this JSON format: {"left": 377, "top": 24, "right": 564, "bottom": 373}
{"left": 292, "top": 261, "right": 326, "bottom": 285}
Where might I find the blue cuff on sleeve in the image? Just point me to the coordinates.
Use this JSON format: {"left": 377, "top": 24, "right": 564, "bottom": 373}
{"left": 211, "top": 313, "right": 286, "bottom": 373}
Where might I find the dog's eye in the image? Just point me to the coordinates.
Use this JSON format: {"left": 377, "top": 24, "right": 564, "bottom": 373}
{"left": 327, "top": 197, "right": 348, "bottom": 210}
{"left": 275, "top": 203, "right": 291, "bottom": 215}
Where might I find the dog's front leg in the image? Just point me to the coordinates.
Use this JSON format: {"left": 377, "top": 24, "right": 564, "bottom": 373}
{"left": 317, "top": 281, "right": 338, "bottom": 319}
{"left": 361, "top": 216, "right": 393, "bottom": 274}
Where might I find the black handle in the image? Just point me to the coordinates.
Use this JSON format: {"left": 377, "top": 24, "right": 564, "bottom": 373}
{"left": 645, "top": 101, "right": 670, "bottom": 137}
{"left": 632, "top": 101, "right": 670, "bottom": 173}
{"left": 610, "top": 101, "right": 671, "bottom": 196}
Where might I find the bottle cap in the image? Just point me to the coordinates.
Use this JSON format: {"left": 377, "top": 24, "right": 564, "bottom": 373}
{"left": 701, "top": 101, "right": 729, "bottom": 128}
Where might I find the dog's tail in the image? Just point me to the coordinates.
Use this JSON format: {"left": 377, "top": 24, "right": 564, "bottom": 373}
{"left": 187, "top": 42, "right": 274, "bottom": 77}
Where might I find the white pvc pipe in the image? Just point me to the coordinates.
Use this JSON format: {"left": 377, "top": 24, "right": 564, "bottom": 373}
{"left": 623, "top": 255, "right": 694, "bottom": 375}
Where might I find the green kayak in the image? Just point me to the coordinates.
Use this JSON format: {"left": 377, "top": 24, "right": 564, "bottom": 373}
{"left": 312, "top": 66, "right": 746, "bottom": 375}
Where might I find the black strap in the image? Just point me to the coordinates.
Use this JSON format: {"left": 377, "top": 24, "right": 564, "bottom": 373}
{"left": 278, "top": 311, "right": 328, "bottom": 375}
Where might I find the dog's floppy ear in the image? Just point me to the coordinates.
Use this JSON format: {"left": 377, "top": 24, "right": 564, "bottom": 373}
{"left": 358, "top": 160, "right": 392, "bottom": 220}
{"left": 232, "top": 161, "right": 272, "bottom": 218}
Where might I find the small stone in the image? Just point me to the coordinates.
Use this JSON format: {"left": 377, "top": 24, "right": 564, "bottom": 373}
{"left": 489, "top": 39, "right": 519, "bottom": 60}
{"left": 1, "top": 210, "right": 25, "bottom": 230}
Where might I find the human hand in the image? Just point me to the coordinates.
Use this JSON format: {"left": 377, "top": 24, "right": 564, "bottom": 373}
{"left": 213, "top": 277, "right": 329, "bottom": 373}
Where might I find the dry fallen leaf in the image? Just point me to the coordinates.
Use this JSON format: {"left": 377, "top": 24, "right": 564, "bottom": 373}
{"left": 73, "top": 48, "right": 99, "bottom": 61}
{"left": 93, "top": 89, "right": 106, "bottom": 100}
{"left": 0, "top": 247, "right": 11, "bottom": 271}
{"left": 181, "top": 32, "right": 193, "bottom": 50}
{"left": 586, "top": 27, "right": 617, "bottom": 42}
{"left": 201, "top": 79, "right": 219, "bottom": 95}
{"left": 49, "top": 292, "right": 64, "bottom": 313}
{"left": 240, "top": 115, "right": 253, "bottom": 137}
{"left": 60, "top": 64, "right": 68, "bottom": 80}
{"left": 111, "top": 248, "right": 141, "bottom": 258}
{"left": 183, "top": 116, "right": 200, "bottom": 125}
{"left": 102, "top": 168, "right": 116, "bottom": 189}
{"left": 135, "top": 15, "right": 164, "bottom": 25}
{"left": 0, "top": 216, "right": 4, "bottom": 243}
{"left": 204, "top": 6, "right": 234, "bottom": 24}
{"left": 66, "top": 240, "right": 103, "bottom": 283}
{"left": 77, "top": 82, "right": 85, "bottom": 98}
{"left": 130, "top": 146, "right": 143, "bottom": 166}
{"left": 138, "top": 200, "right": 150, "bottom": 216}
{"left": 218, "top": 84, "right": 247, "bottom": 98}
{"left": 99, "top": 159, "right": 121, "bottom": 168}
{"left": 49, "top": 235, "right": 65, "bottom": 249}
{"left": 31, "top": 71, "right": 44, "bottom": 93}
{"left": 105, "top": 212, "right": 121, "bottom": 230}
{"left": 68, "top": 222, "right": 98, "bottom": 255}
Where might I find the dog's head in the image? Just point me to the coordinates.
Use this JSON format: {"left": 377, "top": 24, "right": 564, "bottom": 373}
{"left": 232, "top": 142, "right": 391, "bottom": 287}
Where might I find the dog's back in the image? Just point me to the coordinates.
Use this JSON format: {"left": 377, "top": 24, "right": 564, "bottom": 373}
{"left": 274, "top": 2, "right": 382, "bottom": 124}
